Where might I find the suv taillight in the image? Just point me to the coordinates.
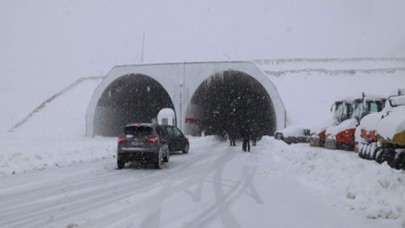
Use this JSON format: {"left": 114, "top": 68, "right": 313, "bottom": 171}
{"left": 145, "top": 136, "right": 158, "bottom": 143}
{"left": 118, "top": 136, "right": 126, "bottom": 143}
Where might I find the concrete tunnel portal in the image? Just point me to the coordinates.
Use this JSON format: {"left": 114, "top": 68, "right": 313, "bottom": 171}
{"left": 86, "top": 62, "right": 286, "bottom": 138}
{"left": 94, "top": 74, "right": 175, "bottom": 136}
{"left": 91, "top": 70, "right": 277, "bottom": 139}
{"left": 187, "top": 71, "right": 276, "bottom": 137}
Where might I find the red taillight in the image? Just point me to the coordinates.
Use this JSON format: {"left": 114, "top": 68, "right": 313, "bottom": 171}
{"left": 118, "top": 136, "right": 126, "bottom": 143}
{"left": 145, "top": 136, "right": 158, "bottom": 143}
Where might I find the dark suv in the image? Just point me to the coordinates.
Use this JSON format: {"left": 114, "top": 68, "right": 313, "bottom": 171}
{"left": 117, "top": 123, "right": 170, "bottom": 169}
{"left": 116, "top": 123, "right": 189, "bottom": 169}
{"left": 161, "top": 125, "right": 189, "bottom": 154}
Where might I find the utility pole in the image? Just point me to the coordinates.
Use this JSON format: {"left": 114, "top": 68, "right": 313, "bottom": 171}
{"left": 141, "top": 32, "right": 145, "bottom": 64}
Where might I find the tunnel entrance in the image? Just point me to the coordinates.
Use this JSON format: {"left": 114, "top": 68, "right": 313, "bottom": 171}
{"left": 186, "top": 70, "right": 276, "bottom": 138}
{"left": 94, "top": 74, "right": 174, "bottom": 136}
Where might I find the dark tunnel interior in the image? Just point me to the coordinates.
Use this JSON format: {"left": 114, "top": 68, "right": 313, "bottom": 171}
{"left": 189, "top": 70, "right": 276, "bottom": 139}
{"left": 94, "top": 74, "right": 174, "bottom": 136}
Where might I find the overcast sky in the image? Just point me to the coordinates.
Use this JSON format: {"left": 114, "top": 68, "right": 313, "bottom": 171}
{"left": 1, "top": 0, "right": 405, "bottom": 83}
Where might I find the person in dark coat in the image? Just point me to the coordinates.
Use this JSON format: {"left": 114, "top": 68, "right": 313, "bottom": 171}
{"left": 251, "top": 127, "right": 257, "bottom": 146}
{"left": 251, "top": 122, "right": 259, "bottom": 146}
{"left": 228, "top": 123, "right": 237, "bottom": 147}
{"left": 241, "top": 125, "right": 250, "bottom": 152}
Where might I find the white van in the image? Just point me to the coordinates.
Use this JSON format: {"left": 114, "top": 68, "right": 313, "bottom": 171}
{"left": 157, "top": 108, "right": 176, "bottom": 126}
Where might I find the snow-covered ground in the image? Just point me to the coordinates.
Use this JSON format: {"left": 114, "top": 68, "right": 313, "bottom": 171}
{"left": 1, "top": 136, "right": 404, "bottom": 227}
{"left": 1, "top": 59, "right": 405, "bottom": 227}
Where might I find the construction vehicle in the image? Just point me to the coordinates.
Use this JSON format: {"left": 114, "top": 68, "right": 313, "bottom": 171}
{"left": 357, "top": 89, "right": 405, "bottom": 169}
{"left": 309, "top": 99, "right": 353, "bottom": 147}
{"left": 324, "top": 93, "right": 386, "bottom": 151}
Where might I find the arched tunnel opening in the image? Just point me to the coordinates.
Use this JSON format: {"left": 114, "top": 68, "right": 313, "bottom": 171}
{"left": 94, "top": 74, "right": 174, "bottom": 136}
{"left": 186, "top": 70, "right": 276, "bottom": 139}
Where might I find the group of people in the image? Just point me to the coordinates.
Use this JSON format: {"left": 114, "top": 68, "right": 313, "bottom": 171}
{"left": 227, "top": 125, "right": 257, "bottom": 152}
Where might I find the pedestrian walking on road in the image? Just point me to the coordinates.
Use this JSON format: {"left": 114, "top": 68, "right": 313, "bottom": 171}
{"left": 241, "top": 125, "right": 250, "bottom": 152}
{"left": 228, "top": 123, "right": 237, "bottom": 147}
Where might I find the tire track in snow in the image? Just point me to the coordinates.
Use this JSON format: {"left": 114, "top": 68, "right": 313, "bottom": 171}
{"left": 181, "top": 145, "right": 264, "bottom": 228}
{"left": 83, "top": 139, "right": 226, "bottom": 227}
{"left": 0, "top": 138, "right": 264, "bottom": 228}
{"left": 0, "top": 159, "right": 173, "bottom": 227}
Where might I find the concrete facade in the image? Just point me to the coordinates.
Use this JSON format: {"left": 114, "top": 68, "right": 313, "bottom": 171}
{"left": 86, "top": 61, "right": 286, "bottom": 137}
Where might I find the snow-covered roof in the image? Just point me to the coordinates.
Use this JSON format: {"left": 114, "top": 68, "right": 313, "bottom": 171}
{"left": 276, "top": 126, "right": 309, "bottom": 137}
{"left": 390, "top": 95, "right": 405, "bottom": 107}
{"left": 311, "top": 119, "right": 339, "bottom": 134}
{"left": 326, "top": 119, "right": 358, "bottom": 136}
{"left": 158, "top": 108, "right": 175, "bottom": 116}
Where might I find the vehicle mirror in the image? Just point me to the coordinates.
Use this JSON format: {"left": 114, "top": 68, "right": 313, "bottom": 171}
{"left": 389, "top": 95, "right": 405, "bottom": 107}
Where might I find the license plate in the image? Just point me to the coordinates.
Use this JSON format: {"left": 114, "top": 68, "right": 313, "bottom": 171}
{"left": 131, "top": 141, "right": 143, "bottom": 146}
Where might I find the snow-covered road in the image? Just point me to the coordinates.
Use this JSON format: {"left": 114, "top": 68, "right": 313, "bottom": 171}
{"left": 1, "top": 136, "right": 402, "bottom": 228}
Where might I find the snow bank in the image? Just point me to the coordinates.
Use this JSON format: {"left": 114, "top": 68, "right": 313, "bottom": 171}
{"left": 260, "top": 136, "right": 405, "bottom": 226}
{"left": 0, "top": 135, "right": 116, "bottom": 175}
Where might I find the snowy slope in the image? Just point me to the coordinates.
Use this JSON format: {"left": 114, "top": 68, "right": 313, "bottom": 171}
{"left": 0, "top": 78, "right": 110, "bottom": 175}
{"left": 257, "top": 59, "right": 405, "bottom": 128}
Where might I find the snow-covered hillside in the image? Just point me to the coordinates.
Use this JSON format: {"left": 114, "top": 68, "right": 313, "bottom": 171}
{"left": 256, "top": 58, "right": 405, "bottom": 127}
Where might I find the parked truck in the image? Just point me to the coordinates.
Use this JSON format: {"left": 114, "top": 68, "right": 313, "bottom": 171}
{"left": 324, "top": 93, "right": 386, "bottom": 151}
{"left": 357, "top": 89, "right": 405, "bottom": 169}
{"left": 309, "top": 99, "right": 353, "bottom": 147}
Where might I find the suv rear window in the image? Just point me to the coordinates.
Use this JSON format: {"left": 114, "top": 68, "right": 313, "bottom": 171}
{"left": 124, "top": 126, "right": 153, "bottom": 137}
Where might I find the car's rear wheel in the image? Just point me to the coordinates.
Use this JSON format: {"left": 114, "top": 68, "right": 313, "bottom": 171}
{"left": 163, "top": 153, "right": 169, "bottom": 163}
{"left": 182, "top": 144, "right": 189, "bottom": 154}
{"left": 155, "top": 152, "right": 163, "bottom": 169}
{"left": 155, "top": 159, "right": 162, "bottom": 169}
{"left": 117, "top": 160, "right": 125, "bottom": 169}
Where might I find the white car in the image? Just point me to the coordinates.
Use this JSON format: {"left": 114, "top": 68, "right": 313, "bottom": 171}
{"left": 275, "top": 127, "right": 310, "bottom": 144}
